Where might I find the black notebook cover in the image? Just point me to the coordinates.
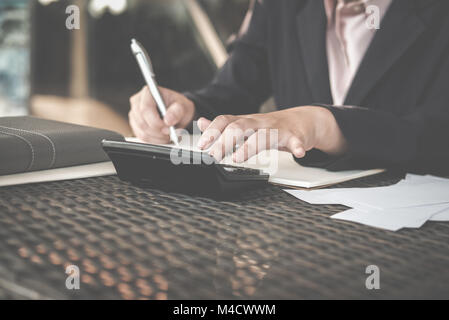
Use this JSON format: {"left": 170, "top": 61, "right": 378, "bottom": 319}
{"left": 0, "top": 116, "right": 125, "bottom": 176}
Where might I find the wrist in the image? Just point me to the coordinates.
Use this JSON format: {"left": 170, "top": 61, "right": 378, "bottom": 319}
{"left": 312, "top": 107, "right": 347, "bottom": 155}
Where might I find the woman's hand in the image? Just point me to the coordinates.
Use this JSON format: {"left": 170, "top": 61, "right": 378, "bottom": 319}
{"left": 129, "top": 86, "right": 196, "bottom": 144}
{"left": 197, "top": 106, "right": 347, "bottom": 162}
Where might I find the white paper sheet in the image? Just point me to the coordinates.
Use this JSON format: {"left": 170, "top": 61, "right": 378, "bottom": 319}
{"left": 285, "top": 174, "right": 449, "bottom": 231}
{"left": 286, "top": 176, "right": 449, "bottom": 209}
{"left": 331, "top": 203, "right": 449, "bottom": 231}
{"left": 429, "top": 208, "right": 449, "bottom": 222}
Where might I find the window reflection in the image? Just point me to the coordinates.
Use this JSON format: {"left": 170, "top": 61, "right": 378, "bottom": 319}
{"left": 0, "top": 0, "right": 30, "bottom": 116}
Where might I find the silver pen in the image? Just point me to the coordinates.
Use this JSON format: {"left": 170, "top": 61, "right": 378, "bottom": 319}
{"left": 130, "top": 38, "right": 180, "bottom": 146}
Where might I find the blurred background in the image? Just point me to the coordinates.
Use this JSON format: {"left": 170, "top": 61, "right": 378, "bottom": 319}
{"left": 0, "top": 0, "right": 251, "bottom": 136}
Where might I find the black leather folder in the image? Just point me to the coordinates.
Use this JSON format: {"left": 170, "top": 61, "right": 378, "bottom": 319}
{"left": 0, "top": 116, "right": 124, "bottom": 176}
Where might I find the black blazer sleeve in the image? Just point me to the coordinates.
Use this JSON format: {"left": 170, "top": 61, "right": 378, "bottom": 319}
{"left": 319, "top": 47, "right": 449, "bottom": 174}
{"left": 185, "top": 0, "right": 272, "bottom": 119}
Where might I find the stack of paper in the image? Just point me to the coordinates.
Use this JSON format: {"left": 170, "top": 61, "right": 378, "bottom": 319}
{"left": 285, "top": 174, "right": 449, "bottom": 231}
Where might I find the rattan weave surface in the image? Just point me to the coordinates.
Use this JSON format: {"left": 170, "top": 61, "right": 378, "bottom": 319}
{"left": 1, "top": 172, "right": 449, "bottom": 299}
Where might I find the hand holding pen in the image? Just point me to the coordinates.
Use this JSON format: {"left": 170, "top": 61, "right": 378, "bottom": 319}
{"left": 129, "top": 39, "right": 196, "bottom": 145}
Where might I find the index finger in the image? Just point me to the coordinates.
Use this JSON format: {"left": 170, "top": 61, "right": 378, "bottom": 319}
{"left": 197, "top": 115, "right": 236, "bottom": 150}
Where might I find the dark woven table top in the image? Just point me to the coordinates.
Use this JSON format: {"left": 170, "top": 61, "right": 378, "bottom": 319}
{"left": 1, "top": 172, "right": 448, "bottom": 300}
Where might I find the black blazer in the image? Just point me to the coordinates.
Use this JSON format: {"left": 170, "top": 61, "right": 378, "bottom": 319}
{"left": 186, "top": 0, "right": 449, "bottom": 174}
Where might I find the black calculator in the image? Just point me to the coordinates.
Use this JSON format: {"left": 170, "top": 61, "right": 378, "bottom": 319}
{"left": 102, "top": 140, "right": 269, "bottom": 198}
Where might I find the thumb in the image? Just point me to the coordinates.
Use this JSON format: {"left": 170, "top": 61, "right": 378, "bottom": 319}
{"left": 164, "top": 102, "right": 184, "bottom": 127}
{"left": 287, "top": 135, "right": 306, "bottom": 158}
